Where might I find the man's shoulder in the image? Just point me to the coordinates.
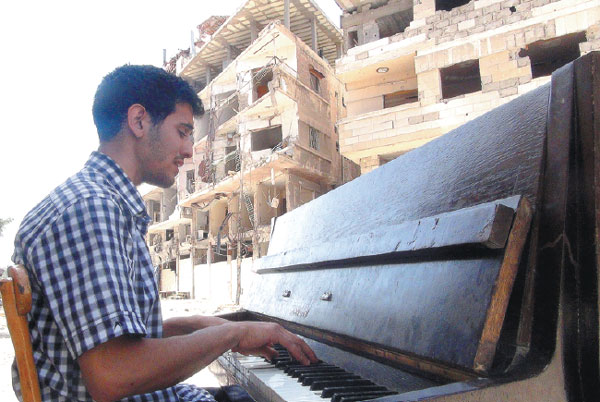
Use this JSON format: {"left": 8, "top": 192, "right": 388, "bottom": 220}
{"left": 13, "top": 169, "right": 122, "bottom": 263}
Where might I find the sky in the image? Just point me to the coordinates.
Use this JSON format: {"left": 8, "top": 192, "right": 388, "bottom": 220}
{"left": 0, "top": 0, "right": 342, "bottom": 265}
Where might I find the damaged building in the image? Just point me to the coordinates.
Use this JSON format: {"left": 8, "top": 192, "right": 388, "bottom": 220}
{"left": 335, "top": 0, "right": 600, "bottom": 173}
{"left": 144, "top": 0, "right": 359, "bottom": 301}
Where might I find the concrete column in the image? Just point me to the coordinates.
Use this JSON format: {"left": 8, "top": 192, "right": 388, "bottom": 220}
{"left": 311, "top": 17, "right": 318, "bottom": 52}
{"left": 205, "top": 68, "right": 212, "bottom": 86}
{"left": 190, "top": 30, "right": 196, "bottom": 56}
{"left": 284, "top": 0, "right": 290, "bottom": 28}
{"left": 250, "top": 20, "right": 258, "bottom": 42}
{"left": 223, "top": 46, "right": 234, "bottom": 69}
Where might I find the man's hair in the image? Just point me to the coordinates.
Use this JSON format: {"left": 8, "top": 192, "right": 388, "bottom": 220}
{"left": 92, "top": 65, "right": 204, "bottom": 142}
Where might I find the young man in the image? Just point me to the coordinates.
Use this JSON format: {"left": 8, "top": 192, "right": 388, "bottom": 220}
{"left": 12, "top": 65, "right": 316, "bottom": 402}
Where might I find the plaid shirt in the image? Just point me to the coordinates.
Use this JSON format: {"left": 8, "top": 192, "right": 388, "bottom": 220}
{"left": 12, "top": 151, "right": 215, "bottom": 402}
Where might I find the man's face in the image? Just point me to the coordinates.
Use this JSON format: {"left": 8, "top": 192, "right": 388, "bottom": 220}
{"left": 140, "top": 103, "right": 194, "bottom": 188}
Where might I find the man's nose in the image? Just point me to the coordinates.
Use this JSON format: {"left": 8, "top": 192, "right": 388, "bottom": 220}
{"left": 182, "top": 137, "right": 193, "bottom": 158}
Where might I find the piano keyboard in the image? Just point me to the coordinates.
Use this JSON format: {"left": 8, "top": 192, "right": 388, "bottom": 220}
{"left": 230, "top": 345, "right": 398, "bottom": 402}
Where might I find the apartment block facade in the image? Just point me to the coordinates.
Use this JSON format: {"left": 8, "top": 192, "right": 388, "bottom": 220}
{"left": 143, "top": 0, "right": 359, "bottom": 301}
{"left": 335, "top": 0, "right": 600, "bottom": 172}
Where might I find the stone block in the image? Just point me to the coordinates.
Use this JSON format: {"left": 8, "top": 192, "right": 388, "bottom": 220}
{"left": 499, "top": 77, "right": 519, "bottom": 89}
{"left": 514, "top": 31, "right": 526, "bottom": 46}
{"left": 487, "top": 20, "right": 504, "bottom": 30}
{"left": 426, "top": 14, "right": 442, "bottom": 24}
{"left": 408, "top": 115, "right": 424, "bottom": 125}
{"left": 433, "top": 50, "right": 450, "bottom": 68}
{"left": 458, "top": 19, "right": 476, "bottom": 30}
{"left": 519, "top": 75, "right": 532, "bottom": 85}
{"left": 505, "top": 14, "right": 522, "bottom": 24}
{"left": 495, "top": 8, "right": 512, "bottom": 19}
{"left": 423, "top": 111, "right": 440, "bottom": 122}
{"left": 470, "top": 25, "right": 486, "bottom": 34}
{"left": 479, "top": 50, "right": 510, "bottom": 69}
{"left": 481, "top": 75, "right": 493, "bottom": 85}
{"left": 486, "top": 3, "right": 502, "bottom": 13}
{"left": 482, "top": 13, "right": 494, "bottom": 25}
{"left": 437, "top": 18, "right": 450, "bottom": 28}
{"left": 468, "top": 9, "right": 483, "bottom": 19}
{"left": 499, "top": 86, "right": 518, "bottom": 97}
{"left": 534, "top": 25, "right": 545, "bottom": 39}
{"left": 517, "top": 57, "right": 529, "bottom": 67}
{"left": 482, "top": 82, "right": 500, "bottom": 92}
{"left": 518, "top": 2, "right": 532, "bottom": 12}
{"left": 452, "top": 14, "right": 467, "bottom": 24}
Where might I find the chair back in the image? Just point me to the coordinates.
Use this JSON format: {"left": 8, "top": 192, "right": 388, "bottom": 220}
{"left": 1, "top": 265, "right": 41, "bottom": 402}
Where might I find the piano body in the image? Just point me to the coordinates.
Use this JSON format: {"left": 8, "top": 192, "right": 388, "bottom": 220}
{"left": 209, "top": 52, "right": 600, "bottom": 401}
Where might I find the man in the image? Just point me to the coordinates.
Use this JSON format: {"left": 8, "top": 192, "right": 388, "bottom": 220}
{"left": 12, "top": 65, "right": 317, "bottom": 402}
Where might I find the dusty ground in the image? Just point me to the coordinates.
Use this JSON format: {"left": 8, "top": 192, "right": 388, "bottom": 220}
{"left": 0, "top": 299, "right": 240, "bottom": 401}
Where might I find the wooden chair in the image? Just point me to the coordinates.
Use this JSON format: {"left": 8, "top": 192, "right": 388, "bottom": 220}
{"left": 1, "top": 265, "right": 41, "bottom": 402}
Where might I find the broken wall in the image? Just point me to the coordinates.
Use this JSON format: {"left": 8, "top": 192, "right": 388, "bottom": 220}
{"left": 337, "top": 0, "right": 600, "bottom": 169}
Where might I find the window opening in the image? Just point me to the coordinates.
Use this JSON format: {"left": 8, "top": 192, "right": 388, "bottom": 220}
{"left": 384, "top": 89, "right": 418, "bottom": 108}
{"left": 309, "top": 67, "right": 324, "bottom": 94}
{"left": 252, "top": 68, "right": 273, "bottom": 103}
{"left": 251, "top": 126, "right": 283, "bottom": 151}
{"left": 186, "top": 170, "right": 194, "bottom": 194}
{"left": 518, "top": 32, "right": 586, "bottom": 79}
{"left": 225, "top": 145, "right": 239, "bottom": 173}
{"left": 348, "top": 31, "right": 359, "bottom": 49}
{"left": 435, "top": 0, "right": 470, "bottom": 11}
{"left": 309, "top": 127, "right": 320, "bottom": 151}
{"left": 376, "top": 9, "right": 413, "bottom": 39}
{"left": 441, "top": 59, "right": 481, "bottom": 99}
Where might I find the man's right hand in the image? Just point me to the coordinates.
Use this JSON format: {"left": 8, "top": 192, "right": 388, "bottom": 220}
{"left": 230, "top": 321, "right": 318, "bottom": 365}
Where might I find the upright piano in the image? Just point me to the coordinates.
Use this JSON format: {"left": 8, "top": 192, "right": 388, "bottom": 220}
{"left": 209, "top": 52, "right": 600, "bottom": 402}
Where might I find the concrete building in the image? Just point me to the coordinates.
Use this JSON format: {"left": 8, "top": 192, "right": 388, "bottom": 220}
{"left": 334, "top": 0, "right": 600, "bottom": 173}
{"left": 144, "top": 0, "right": 359, "bottom": 302}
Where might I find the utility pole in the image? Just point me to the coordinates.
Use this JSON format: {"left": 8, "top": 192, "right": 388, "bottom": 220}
{"left": 236, "top": 138, "right": 243, "bottom": 305}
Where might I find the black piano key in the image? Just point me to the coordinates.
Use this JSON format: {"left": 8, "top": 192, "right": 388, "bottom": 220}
{"left": 301, "top": 374, "right": 360, "bottom": 386}
{"left": 282, "top": 363, "right": 325, "bottom": 373}
{"left": 269, "top": 357, "right": 292, "bottom": 365}
{"left": 295, "top": 370, "right": 350, "bottom": 382}
{"left": 275, "top": 360, "right": 299, "bottom": 368}
{"left": 289, "top": 367, "right": 346, "bottom": 378}
{"left": 321, "top": 385, "right": 387, "bottom": 398}
{"left": 332, "top": 390, "right": 397, "bottom": 402}
{"left": 337, "top": 392, "right": 398, "bottom": 402}
{"left": 310, "top": 379, "right": 373, "bottom": 391}
{"left": 285, "top": 363, "right": 336, "bottom": 374}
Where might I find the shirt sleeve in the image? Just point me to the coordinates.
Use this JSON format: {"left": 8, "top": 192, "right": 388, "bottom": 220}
{"left": 28, "top": 196, "right": 148, "bottom": 359}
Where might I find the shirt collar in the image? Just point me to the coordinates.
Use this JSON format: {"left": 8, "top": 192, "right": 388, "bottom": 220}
{"left": 85, "top": 151, "right": 150, "bottom": 226}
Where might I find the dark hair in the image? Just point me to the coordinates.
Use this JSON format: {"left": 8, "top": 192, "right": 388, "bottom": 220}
{"left": 92, "top": 64, "right": 204, "bottom": 142}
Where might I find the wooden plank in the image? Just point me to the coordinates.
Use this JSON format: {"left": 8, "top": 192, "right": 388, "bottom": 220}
{"left": 473, "top": 197, "right": 533, "bottom": 373}
{"left": 0, "top": 265, "right": 41, "bottom": 402}
{"left": 259, "top": 197, "right": 517, "bottom": 273}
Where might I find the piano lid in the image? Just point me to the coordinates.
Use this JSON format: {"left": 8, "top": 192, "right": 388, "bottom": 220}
{"left": 243, "top": 81, "right": 549, "bottom": 376}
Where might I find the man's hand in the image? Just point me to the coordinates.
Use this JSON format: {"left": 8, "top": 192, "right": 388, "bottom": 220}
{"left": 231, "top": 322, "right": 317, "bottom": 365}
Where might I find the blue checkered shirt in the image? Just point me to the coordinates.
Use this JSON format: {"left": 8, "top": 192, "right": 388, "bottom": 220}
{"left": 12, "top": 151, "right": 215, "bottom": 402}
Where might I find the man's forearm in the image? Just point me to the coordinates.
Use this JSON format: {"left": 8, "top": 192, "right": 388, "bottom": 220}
{"left": 78, "top": 321, "right": 317, "bottom": 402}
{"left": 79, "top": 322, "right": 242, "bottom": 402}
{"left": 162, "top": 315, "right": 229, "bottom": 337}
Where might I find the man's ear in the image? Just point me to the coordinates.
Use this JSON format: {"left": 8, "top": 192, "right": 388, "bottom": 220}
{"left": 127, "top": 104, "right": 150, "bottom": 139}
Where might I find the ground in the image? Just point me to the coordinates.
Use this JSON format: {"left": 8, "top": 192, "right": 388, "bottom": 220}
{"left": 0, "top": 299, "right": 239, "bottom": 401}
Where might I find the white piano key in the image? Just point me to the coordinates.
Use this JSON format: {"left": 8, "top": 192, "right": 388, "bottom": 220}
{"left": 251, "top": 367, "right": 324, "bottom": 402}
{"left": 230, "top": 353, "right": 324, "bottom": 401}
